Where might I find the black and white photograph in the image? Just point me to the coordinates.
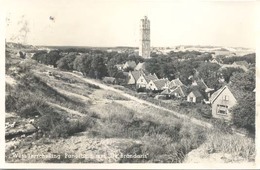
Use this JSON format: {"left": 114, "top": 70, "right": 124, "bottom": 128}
{"left": 2, "top": 0, "right": 258, "bottom": 168}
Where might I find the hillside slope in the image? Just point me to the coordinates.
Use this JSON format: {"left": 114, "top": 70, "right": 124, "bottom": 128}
{"left": 5, "top": 44, "right": 255, "bottom": 163}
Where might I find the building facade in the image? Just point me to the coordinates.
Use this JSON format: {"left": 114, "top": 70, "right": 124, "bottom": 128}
{"left": 210, "top": 85, "right": 237, "bottom": 121}
{"left": 139, "top": 16, "right": 150, "bottom": 58}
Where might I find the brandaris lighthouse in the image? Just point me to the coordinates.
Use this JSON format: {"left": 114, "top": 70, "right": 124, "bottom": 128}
{"left": 139, "top": 16, "right": 150, "bottom": 58}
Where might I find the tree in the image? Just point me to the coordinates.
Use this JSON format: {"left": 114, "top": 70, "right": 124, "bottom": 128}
{"left": 159, "top": 62, "right": 177, "bottom": 80}
{"left": 231, "top": 93, "right": 255, "bottom": 133}
{"left": 107, "top": 58, "right": 120, "bottom": 77}
{"left": 32, "top": 51, "right": 47, "bottom": 63}
{"left": 229, "top": 71, "right": 255, "bottom": 92}
{"left": 46, "top": 50, "right": 63, "bottom": 67}
{"left": 90, "top": 54, "right": 108, "bottom": 79}
{"left": 174, "top": 60, "right": 198, "bottom": 85}
{"left": 145, "top": 57, "right": 162, "bottom": 77}
{"left": 220, "top": 67, "right": 244, "bottom": 83}
{"left": 197, "top": 63, "right": 221, "bottom": 89}
{"left": 231, "top": 87, "right": 255, "bottom": 133}
{"left": 229, "top": 70, "right": 255, "bottom": 133}
{"left": 56, "top": 53, "right": 77, "bottom": 71}
{"left": 73, "top": 54, "right": 93, "bottom": 76}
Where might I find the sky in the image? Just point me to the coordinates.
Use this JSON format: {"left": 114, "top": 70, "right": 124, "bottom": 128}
{"left": 4, "top": 0, "right": 256, "bottom": 48}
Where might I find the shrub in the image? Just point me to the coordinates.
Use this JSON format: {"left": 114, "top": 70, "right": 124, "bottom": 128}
{"left": 204, "top": 129, "right": 255, "bottom": 161}
{"left": 196, "top": 104, "right": 212, "bottom": 118}
{"left": 38, "top": 109, "right": 94, "bottom": 138}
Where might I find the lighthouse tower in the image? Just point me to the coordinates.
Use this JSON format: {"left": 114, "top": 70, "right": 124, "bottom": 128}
{"left": 139, "top": 16, "right": 150, "bottom": 58}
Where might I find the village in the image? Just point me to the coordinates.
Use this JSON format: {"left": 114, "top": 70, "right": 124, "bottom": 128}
{"left": 101, "top": 54, "right": 255, "bottom": 123}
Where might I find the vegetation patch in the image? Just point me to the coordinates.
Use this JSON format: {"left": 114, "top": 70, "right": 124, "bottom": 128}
{"left": 90, "top": 105, "right": 206, "bottom": 163}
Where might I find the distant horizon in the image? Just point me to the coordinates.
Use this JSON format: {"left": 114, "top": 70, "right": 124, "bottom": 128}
{"left": 6, "top": 41, "right": 255, "bottom": 50}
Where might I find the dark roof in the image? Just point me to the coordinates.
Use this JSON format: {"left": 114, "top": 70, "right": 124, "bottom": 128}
{"left": 167, "top": 78, "right": 183, "bottom": 89}
{"left": 143, "top": 73, "right": 158, "bottom": 83}
{"left": 189, "top": 90, "right": 203, "bottom": 98}
{"left": 130, "top": 70, "right": 145, "bottom": 81}
{"left": 212, "top": 58, "right": 223, "bottom": 63}
{"left": 170, "top": 85, "right": 188, "bottom": 97}
{"left": 192, "top": 79, "right": 208, "bottom": 89}
{"left": 153, "top": 79, "right": 168, "bottom": 90}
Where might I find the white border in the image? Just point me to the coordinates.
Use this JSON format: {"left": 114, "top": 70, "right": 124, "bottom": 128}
{"left": 0, "top": 0, "right": 259, "bottom": 169}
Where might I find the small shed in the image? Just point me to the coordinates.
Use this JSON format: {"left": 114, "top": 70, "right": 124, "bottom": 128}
{"left": 187, "top": 90, "right": 203, "bottom": 103}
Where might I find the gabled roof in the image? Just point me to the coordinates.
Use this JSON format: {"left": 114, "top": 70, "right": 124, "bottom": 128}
{"left": 125, "top": 61, "right": 136, "bottom": 68}
{"left": 143, "top": 73, "right": 158, "bottom": 83}
{"left": 212, "top": 58, "right": 223, "bottom": 63}
{"left": 129, "top": 70, "right": 145, "bottom": 81}
{"left": 209, "top": 85, "right": 240, "bottom": 104}
{"left": 189, "top": 90, "right": 203, "bottom": 98}
{"left": 135, "top": 62, "right": 146, "bottom": 71}
{"left": 192, "top": 78, "right": 208, "bottom": 89}
{"left": 167, "top": 78, "right": 183, "bottom": 89}
{"left": 152, "top": 79, "right": 168, "bottom": 90}
{"left": 209, "top": 86, "right": 225, "bottom": 103}
{"left": 170, "top": 85, "right": 188, "bottom": 97}
{"left": 161, "top": 88, "right": 171, "bottom": 95}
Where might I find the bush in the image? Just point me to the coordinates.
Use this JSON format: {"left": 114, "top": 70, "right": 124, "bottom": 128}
{"left": 93, "top": 109, "right": 206, "bottom": 163}
{"left": 38, "top": 108, "right": 94, "bottom": 138}
{"left": 197, "top": 104, "right": 212, "bottom": 118}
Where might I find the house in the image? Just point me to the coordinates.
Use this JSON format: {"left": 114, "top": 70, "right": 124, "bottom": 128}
{"left": 170, "top": 85, "right": 188, "bottom": 98}
{"left": 127, "top": 70, "right": 145, "bottom": 85}
{"left": 148, "top": 78, "right": 169, "bottom": 91}
{"left": 187, "top": 90, "right": 203, "bottom": 103}
{"left": 210, "top": 58, "right": 223, "bottom": 65}
{"left": 232, "top": 61, "right": 249, "bottom": 71}
{"left": 191, "top": 78, "right": 215, "bottom": 101}
{"left": 136, "top": 73, "right": 158, "bottom": 88}
{"left": 191, "top": 78, "right": 208, "bottom": 89}
{"left": 161, "top": 88, "right": 171, "bottom": 98}
{"left": 164, "top": 78, "right": 184, "bottom": 89}
{"left": 209, "top": 85, "right": 237, "bottom": 121}
{"left": 103, "top": 77, "right": 117, "bottom": 84}
{"left": 123, "top": 61, "right": 136, "bottom": 70}
{"left": 134, "top": 62, "right": 146, "bottom": 71}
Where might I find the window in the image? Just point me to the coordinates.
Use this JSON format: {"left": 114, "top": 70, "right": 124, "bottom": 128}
{"left": 141, "top": 79, "right": 143, "bottom": 82}
{"left": 217, "top": 104, "right": 228, "bottom": 115}
{"left": 222, "top": 95, "right": 229, "bottom": 101}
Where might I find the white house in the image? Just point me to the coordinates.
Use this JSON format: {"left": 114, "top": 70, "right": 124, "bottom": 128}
{"left": 210, "top": 85, "right": 237, "bottom": 121}
{"left": 136, "top": 73, "right": 158, "bottom": 88}
{"left": 148, "top": 78, "right": 169, "bottom": 91}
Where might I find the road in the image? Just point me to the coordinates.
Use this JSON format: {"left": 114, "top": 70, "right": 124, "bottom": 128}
{"left": 67, "top": 72, "right": 213, "bottom": 129}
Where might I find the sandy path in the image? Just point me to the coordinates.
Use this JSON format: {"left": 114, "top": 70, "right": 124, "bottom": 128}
{"left": 67, "top": 72, "right": 213, "bottom": 129}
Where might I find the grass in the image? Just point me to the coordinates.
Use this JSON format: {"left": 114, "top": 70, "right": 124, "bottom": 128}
{"left": 103, "top": 91, "right": 129, "bottom": 100}
{"left": 203, "top": 128, "right": 255, "bottom": 161}
{"left": 89, "top": 102, "right": 206, "bottom": 163}
{"left": 5, "top": 67, "right": 96, "bottom": 138}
